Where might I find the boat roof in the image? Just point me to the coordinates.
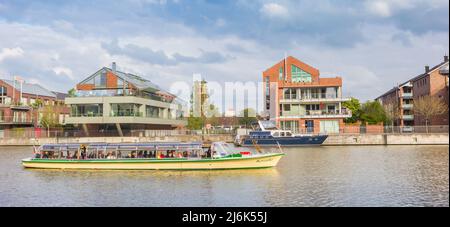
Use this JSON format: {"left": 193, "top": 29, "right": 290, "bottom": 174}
{"left": 258, "top": 120, "right": 278, "bottom": 130}
{"left": 40, "top": 142, "right": 203, "bottom": 150}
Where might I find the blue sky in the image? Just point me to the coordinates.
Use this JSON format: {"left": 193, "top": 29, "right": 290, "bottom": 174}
{"left": 0, "top": 0, "right": 448, "bottom": 112}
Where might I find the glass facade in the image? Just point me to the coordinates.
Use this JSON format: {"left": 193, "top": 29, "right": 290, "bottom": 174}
{"left": 320, "top": 120, "right": 339, "bottom": 133}
{"left": 71, "top": 104, "right": 103, "bottom": 117}
{"left": 80, "top": 70, "right": 107, "bottom": 87}
{"left": 291, "top": 65, "right": 312, "bottom": 83}
{"left": 145, "top": 105, "right": 161, "bottom": 118}
{"left": 110, "top": 103, "right": 142, "bottom": 117}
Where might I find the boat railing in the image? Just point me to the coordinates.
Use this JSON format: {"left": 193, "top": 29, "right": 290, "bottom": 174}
{"left": 33, "top": 142, "right": 209, "bottom": 160}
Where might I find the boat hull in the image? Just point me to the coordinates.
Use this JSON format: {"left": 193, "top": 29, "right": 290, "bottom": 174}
{"left": 241, "top": 135, "right": 328, "bottom": 147}
{"left": 22, "top": 153, "right": 284, "bottom": 170}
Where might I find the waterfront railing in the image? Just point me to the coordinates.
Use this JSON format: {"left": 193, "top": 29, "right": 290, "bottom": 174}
{"left": 0, "top": 125, "right": 448, "bottom": 139}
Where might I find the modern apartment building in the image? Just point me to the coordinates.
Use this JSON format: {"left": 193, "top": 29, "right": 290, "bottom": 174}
{"left": 376, "top": 55, "right": 449, "bottom": 128}
{"left": 65, "top": 63, "right": 186, "bottom": 136}
{"left": 263, "top": 56, "right": 351, "bottom": 134}
{"left": 0, "top": 78, "right": 69, "bottom": 129}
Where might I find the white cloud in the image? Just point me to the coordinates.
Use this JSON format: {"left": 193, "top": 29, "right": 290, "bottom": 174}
{"left": 0, "top": 47, "right": 24, "bottom": 62}
{"left": 366, "top": 0, "right": 449, "bottom": 18}
{"left": 53, "top": 67, "right": 74, "bottom": 80}
{"left": 260, "top": 3, "right": 289, "bottom": 19}
{"left": 367, "top": 1, "right": 392, "bottom": 17}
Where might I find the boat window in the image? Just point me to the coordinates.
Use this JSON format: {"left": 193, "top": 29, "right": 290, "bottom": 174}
{"left": 280, "top": 132, "right": 285, "bottom": 137}
{"left": 273, "top": 132, "right": 279, "bottom": 137}
{"left": 286, "top": 132, "right": 292, "bottom": 137}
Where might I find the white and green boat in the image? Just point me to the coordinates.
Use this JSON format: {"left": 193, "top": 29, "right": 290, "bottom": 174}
{"left": 22, "top": 142, "right": 284, "bottom": 170}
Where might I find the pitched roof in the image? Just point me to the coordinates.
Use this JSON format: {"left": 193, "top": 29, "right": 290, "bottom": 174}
{"left": 410, "top": 61, "right": 449, "bottom": 82}
{"left": 376, "top": 60, "right": 449, "bottom": 100}
{"left": 105, "top": 67, "right": 162, "bottom": 92}
{"left": 52, "top": 91, "right": 68, "bottom": 100}
{"left": 375, "top": 86, "right": 398, "bottom": 100}
{"left": 80, "top": 67, "right": 175, "bottom": 97}
{"left": 1, "top": 79, "right": 56, "bottom": 98}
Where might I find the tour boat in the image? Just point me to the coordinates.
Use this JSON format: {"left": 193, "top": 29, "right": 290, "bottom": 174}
{"left": 235, "top": 120, "right": 328, "bottom": 147}
{"left": 21, "top": 142, "right": 284, "bottom": 170}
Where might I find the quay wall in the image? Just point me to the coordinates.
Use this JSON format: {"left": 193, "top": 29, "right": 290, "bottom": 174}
{"left": 0, "top": 134, "right": 448, "bottom": 146}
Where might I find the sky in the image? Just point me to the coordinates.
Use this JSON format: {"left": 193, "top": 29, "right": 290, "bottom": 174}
{"left": 0, "top": 0, "right": 448, "bottom": 113}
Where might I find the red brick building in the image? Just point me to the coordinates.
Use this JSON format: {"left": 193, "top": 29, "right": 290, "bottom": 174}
{"left": 376, "top": 55, "right": 449, "bottom": 129}
{"left": 411, "top": 56, "right": 449, "bottom": 126}
{"left": 263, "top": 56, "right": 351, "bottom": 134}
{"left": 0, "top": 78, "right": 69, "bottom": 129}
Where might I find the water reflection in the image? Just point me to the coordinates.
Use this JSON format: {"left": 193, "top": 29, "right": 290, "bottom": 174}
{"left": 0, "top": 145, "right": 448, "bottom": 207}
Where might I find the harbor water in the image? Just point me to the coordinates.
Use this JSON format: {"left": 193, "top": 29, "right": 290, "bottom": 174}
{"left": 0, "top": 145, "right": 448, "bottom": 207}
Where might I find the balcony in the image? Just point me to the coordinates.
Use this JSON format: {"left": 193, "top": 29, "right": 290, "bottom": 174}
{"left": 402, "top": 93, "right": 413, "bottom": 99}
{"left": 70, "top": 112, "right": 103, "bottom": 117}
{"left": 0, "top": 116, "right": 34, "bottom": 125}
{"left": 74, "top": 89, "right": 171, "bottom": 103}
{"left": 402, "top": 115, "right": 414, "bottom": 120}
{"left": 110, "top": 111, "right": 143, "bottom": 117}
{"left": 279, "top": 109, "right": 352, "bottom": 119}
{"left": 280, "top": 94, "right": 350, "bottom": 103}
{"left": 402, "top": 104, "right": 413, "bottom": 109}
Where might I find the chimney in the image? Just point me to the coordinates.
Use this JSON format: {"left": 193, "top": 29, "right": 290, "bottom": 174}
{"left": 425, "top": 65, "right": 430, "bottom": 73}
{"left": 445, "top": 55, "right": 449, "bottom": 62}
{"left": 112, "top": 62, "right": 117, "bottom": 72}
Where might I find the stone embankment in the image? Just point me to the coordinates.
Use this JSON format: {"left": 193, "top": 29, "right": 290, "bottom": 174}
{"left": 0, "top": 133, "right": 448, "bottom": 146}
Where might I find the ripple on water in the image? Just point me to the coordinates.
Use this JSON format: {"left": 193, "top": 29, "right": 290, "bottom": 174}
{"left": 0, "top": 145, "right": 448, "bottom": 207}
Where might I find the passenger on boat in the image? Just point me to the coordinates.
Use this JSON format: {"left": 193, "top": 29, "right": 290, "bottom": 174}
{"left": 106, "top": 152, "right": 116, "bottom": 159}
{"left": 143, "top": 151, "right": 148, "bottom": 158}
{"left": 73, "top": 151, "right": 79, "bottom": 159}
{"left": 42, "top": 151, "right": 49, "bottom": 159}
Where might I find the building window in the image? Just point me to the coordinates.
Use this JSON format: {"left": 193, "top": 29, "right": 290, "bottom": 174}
{"left": 279, "top": 67, "right": 283, "bottom": 80}
{"left": 281, "top": 121, "right": 299, "bottom": 133}
{"left": 71, "top": 104, "right": 103, "bottom": 117}
{"left": 146, "top": 105, "right": 160, "bottom": 118}
{"left": 291, "top": 65, "right": 312, "bottom": 83}
{"left": 111, "top": 103, "right": 141, "bottom": 117}
{"left": 117, "top": 78, "right": 124, "bottom": 88}
{"left": 0, "top": 86, "right": 6, "bottom": 96}
{"left": 284, "top": 104, "right": 291, "bottom": 111}
{"left": 81, "top": 70, "right": 107, "bottom": 88}
{"left": 284, "top": 88, "right": 297, "bottom": 99}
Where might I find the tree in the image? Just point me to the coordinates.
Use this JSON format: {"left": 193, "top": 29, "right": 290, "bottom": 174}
{"left": 342, "top": 97, "right": 361, "bottom": 123}
{"left": 31, "top": 99, "right": 43, "bottom": 109}
{"left": 360, "top": 101, "right": 387, "bottom": 124}
{"left": 40, "top": 105, "right": 60, "bottom": 137}
{"left": 413, "top": 96, "right": 448, "bottom": 133}
{"left": 383, "top": 99, "right": 401, "bottom": 131}
{"left": 187, "top": 117, "right": 204, "bottom": 130}
{"left": 238, "top": 108, "right": 257, "bottom": 128}
{"left": 68, "top": 88, "right": 76, "bottom": 97}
